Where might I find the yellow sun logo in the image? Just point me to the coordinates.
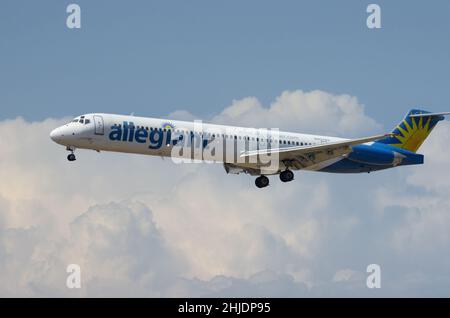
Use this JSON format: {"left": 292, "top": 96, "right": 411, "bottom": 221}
{"left": 162, "top": 122, "right": 174, "bottom": 130}
{"left": 392, "top": 116, "right": 432, "bottom": 152}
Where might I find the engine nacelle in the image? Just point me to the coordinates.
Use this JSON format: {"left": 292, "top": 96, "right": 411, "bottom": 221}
{"left": 347, "top": 144, "right": 402, "bottom": 165}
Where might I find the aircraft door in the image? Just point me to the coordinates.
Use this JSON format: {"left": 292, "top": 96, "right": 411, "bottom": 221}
{"left": 93, "top": 115, "right": 104, "bottom": 135}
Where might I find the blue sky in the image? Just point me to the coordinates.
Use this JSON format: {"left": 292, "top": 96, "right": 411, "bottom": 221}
{"left": 1, "top": 1, "right": 450, "bottom": 297}
{"left": 1, "top": 0, "right": 450, "bottom": 129}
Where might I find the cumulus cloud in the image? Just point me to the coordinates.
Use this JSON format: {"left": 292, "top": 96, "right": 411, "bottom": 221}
{"left": 1, "top": 90, "right": 450, "bottom": 297}
{"left": 211, "top": 90, "right": 381, "bottom": 136}
{"left": 375, "top": 122, "right": 450, "bottom": 259}
{"left": 0, "top": 200, "right": 183, "bottom": 297}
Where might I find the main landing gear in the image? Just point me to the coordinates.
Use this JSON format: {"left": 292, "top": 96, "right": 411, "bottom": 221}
{"left": 255, "top": 170, "right": 295, "bottom": 188}
{"left": 66, "top": 146, "right": 76, "bottom": 162}
{"left": 279, "top": 169, "right": 294, "bottom": 182}
{"left": 255, "top": 175, "right": 269, "bottom": 188}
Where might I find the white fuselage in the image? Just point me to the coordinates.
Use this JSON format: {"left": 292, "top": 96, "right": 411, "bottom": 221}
{"left": 50, "top": 113, "right": 346, "bottom": 174}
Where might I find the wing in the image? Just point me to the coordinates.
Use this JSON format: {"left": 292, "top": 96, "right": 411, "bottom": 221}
{"left": 239, "top": 133, "right": 394, "bottom": 171}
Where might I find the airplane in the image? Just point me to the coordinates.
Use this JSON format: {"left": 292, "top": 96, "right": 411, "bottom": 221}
{"left": 50, "top": 109, "right": 450, "bottom": 188}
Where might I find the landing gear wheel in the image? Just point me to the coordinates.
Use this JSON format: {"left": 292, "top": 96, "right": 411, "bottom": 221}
{"left": 255, "top": 175, "right": 269, "bottom": 188}
{"left": 279, "top": 170, "right": 294, "bottom": 182}
{"left": 67, "top": 154, "right": 76, "bottom": 161}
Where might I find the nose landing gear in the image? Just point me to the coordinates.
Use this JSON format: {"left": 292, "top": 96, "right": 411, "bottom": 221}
{"left": 67, "top": 153, "right": 76, "bottom": 161}
{"left": 66, "top": 146, "right": 76, "bottom": 162}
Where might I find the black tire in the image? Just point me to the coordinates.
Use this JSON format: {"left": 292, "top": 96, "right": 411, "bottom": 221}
{"left": 255, "top": 175, "right": 269, "bottom": 188}
{"left": 67, "top": 154, "right": 76, "bottom": 161}
{"left": 280, "top": 170, "right": 294, "bottom": 182}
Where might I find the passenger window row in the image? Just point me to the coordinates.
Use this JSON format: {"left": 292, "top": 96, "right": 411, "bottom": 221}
{"left": 112, "top": 124, "right": 314, "bottom": 146}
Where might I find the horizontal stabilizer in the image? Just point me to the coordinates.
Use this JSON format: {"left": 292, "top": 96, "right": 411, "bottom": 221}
{"left": 409, "top": 112, "right": 450, "bottom": 118}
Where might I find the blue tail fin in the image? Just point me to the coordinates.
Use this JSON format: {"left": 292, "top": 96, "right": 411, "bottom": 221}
{"left": 375, "top": 109, "right": 445, "bottom": 153}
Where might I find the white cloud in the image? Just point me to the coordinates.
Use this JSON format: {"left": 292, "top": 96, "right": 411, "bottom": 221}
{"left": 332, "top": 269, "right": 363, "bottom": 283}
{"left": 1, "top": 90, "right": 450, "bottom": 296}
{"left": 211, "top": 90, "right": 381, "bottom": 136}
{"left": 167, "top": 110, "right": 198, "bottom": 122}
{"left": 407, "top": 121, "right": 450, "bottom": 192}
{"left": 375, "top": 121, "right": 450, "bottom": 255}
{"left": 0, "top": 201, "right": 184, "bottom": 297}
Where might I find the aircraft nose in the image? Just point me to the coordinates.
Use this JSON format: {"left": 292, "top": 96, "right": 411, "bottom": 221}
{"left": 50, "top": 127, "right": 63, "bottom": 143}
{"left": 50, "top": 128, "right": 57, "bottom": 141}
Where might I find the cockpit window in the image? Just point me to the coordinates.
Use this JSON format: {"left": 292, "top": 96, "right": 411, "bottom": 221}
{"left": 69, "top": 116, "right": 89, "bottom": 124}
